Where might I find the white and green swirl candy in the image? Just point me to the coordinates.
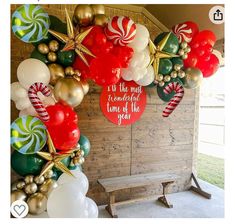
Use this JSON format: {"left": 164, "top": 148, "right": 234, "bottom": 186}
{"left": 12, "top": 4, "right": 50, "bottom": 43}
{"left": 11, "top": 115, "right": 47, "bottom": 154}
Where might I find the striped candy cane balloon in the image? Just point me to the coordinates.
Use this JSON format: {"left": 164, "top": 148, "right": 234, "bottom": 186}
{"left": 162, "top": 82, "right": 184, "bottom": 117}
{"left": 11, "top": 115, "right": 47, "bottom": 154}
{"left": 12, "top": 4, "right": 50, "bottom": 43}
{"left": 105, "top": 16, "right": 136, "bottom": 46}
{"left": 28, "top": 82, "right": 51, "bottom": 122}
{"left": 172, "top": 23, "right": 193, "bottom": 43}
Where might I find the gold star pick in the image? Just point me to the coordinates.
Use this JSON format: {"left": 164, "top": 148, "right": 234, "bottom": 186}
{"left": 37, "top": 131, "right": 74, "bottom": 178}
{"left": 149, "top": 32, "right": 179, "bottom": 80}
{"left": 48, "top": 8, "right": 95, "bottom": 66}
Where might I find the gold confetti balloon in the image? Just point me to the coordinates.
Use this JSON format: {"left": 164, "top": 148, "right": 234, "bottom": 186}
{"left": 11, "top": 190, "right": 27, "bottom": 204}
{"left": 183, "top": 68, "right": 203, "bottom": 89}
{"left": 73, "top": 5, "right": 94, "bottom": 26}
{"left": 27, "top": 192, "right": 47, "bottom": 215}
{"left": 48, "top": 63, "right": 65, "bottom": 86}
{"left": 91, "top": 4, "right": 105, "bottom": 15}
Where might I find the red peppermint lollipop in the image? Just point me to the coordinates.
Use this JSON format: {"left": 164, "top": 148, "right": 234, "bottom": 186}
{"left": 105, "top": 16, "right": 136, "bottom": 46}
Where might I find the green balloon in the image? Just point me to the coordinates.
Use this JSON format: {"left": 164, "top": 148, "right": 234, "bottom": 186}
{"left": 171, "top": 57, "right": 184, "bottom": 68}
{"left": 157, "top": 78, "right": 183, "bottom": 102}
{"left": 154, "top": 32, "right": 179, "bottom": 54}
{"left": 57, "top": 49, "right": 75, "bottom": 67}
{"left": 147, "top": 82, "right": 157, "bottom": 88}
{"left": 68, "top": 164, "right": 82, "bottom": 171}
{"left": 30, "top": 48, "right": 49, "bottom": 64}
{"left": 11, "top": 151, "right": 46, "bottom": 176}
{"left": 79, "top": 135, "right": 91, "bottom": 157}
{"left": 159, "top": 59, "right": 173, "bottom": 75}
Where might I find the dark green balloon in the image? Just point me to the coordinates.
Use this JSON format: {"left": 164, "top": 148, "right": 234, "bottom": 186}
{"left": 11, "top": 151, "right": 46, "bottom": 176}
{"left": 147, "top": 82, "right": 157, "bottom": 88}
{"left": 159, "top": 59, "right": 173, "bottom": 75}
{"left": 154, "top": 32, "right": 179, "bottom": 54}
{"left": 30, "top": 48, "right": 49, "bottom": 64}
{"left": 157, "top": 78, "right": 183, "bottom": 102}
{"left": 79, "top": 135, "right": 91, "bottom": 157}
{"left": 171, "top": 57, "right": 184, "bottom": 68}
{"left": 57, "top": 50, "right": 75, "bottom": 67}
{"left": 68, "top": 164, "right": 82, "bottom": 171}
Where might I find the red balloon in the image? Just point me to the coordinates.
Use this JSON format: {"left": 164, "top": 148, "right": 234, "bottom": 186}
{"left": 45, "top": 103, "right": 65, "bottom": 126}
{"left": 63, "top": 104, "right": 78, "bottom": 123}
{"left": 196, "top": 54, "right": 219, "bottom": 78}
{"left": 73, "top": 55, "right": 93, "bottom": 79}
{"left": 183, "top": 51, "right": 199, "bottom": 68}
{"left": 90, "top": 53, "right": 121, "bottom": 86}
{"left": 112, "top": 45, "right": 134, "bottom": 68}
{"left": 191, "top": 30, "right": 216, "bottom": 47}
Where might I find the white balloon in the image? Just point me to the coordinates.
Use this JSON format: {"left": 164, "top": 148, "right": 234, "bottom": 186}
{"left": 17, "top": 59, "right": 50, "bottom": 89}
{"left": 135, "top": 24, "right": 150, "bottom": 39}
{"left": 47, "top": 184, "right": 87, "bottom": 218}
{"left": 11, "top": 82, "right": 27, "bottom": 101}
{"left": 85, "top": 197, "right": 99, "bottom": 218}
{"left": 121, "top": 68, "right": 133, "bottom": 81}
{"left": 15, "top": 97, "right": 31, "bottom": 110}
{"left": 130, "top": 52, "right": 145, "bottom": 68}
{"left": 129, "top": 37, "right": 149, "bottom": 52}
{"left": 57, "top": 170, "right": 89, "bottom": 195}
{"left": 136, "top": 65, "right": 155, "bottom": 86}
{"left": 19, "top": 105, "right": 37, "bottom": 117}
{"left": 133, "top": 67, "right": 147, "bottom": 82}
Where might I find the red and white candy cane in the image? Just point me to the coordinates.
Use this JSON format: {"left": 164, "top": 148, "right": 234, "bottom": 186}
{"left": 28, "top": 82, "right": 51, "bottom": 122}
{"left": 162, "top": 82, "right": 184, "bottom": 117}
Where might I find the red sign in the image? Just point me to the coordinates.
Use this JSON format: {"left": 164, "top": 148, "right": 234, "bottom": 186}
{"left": 100, "top": 79, "right": 147, "bottom": 125}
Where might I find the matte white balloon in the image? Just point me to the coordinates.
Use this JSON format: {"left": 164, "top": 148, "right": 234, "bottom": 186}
{"left": 57, "top": 170, "right": 89, "bottom": 195}
{"left": 19, "top": 106, "right": 37, "bottom": 117}
{"left": 47, "top": 184, "right": 87, "bottom": 218}
{"left": 17, "top": 59, "right": 50, "bottom": 89}
{"left": 135, "top": 24, "right": 150, "bottom": 39}
{"left": 86, "top": 197, "right": 99, "bottom": 218}
{"left": 11, "top": 82, "right": 27, "bottom": 101}
{"left": 136, "top": 65, "right": 155, "bottom": 86}
{"left": 121, "top": 69, "right": 133, "bottom": 81}
{"left": 129, "top": 37, "right": 149, "bottom": 52}
{"left": 15, "top": 97, "right": 31, "bottom": 110}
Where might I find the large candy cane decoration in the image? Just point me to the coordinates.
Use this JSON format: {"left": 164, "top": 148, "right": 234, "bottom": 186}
{"left": 162, "top": 82, "right": 184, "bottom": 117}
{"left": 28, "top": 82, "right": 51, "bottom": 122}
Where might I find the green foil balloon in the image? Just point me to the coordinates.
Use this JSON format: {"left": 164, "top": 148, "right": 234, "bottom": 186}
{"left": 11, "top": 151, "right": 46, "bottom": 176}
{"left": 11, "top": 4, "right": 50, "bottom": 43}
{"left": 154, "top": 32, "right": 179, "bottom": 54}
{"left": 57, "top": 49, "right": 75, "bottom": 66}
{"left": 30, "top": 48, "right": 49, "bottom": 64}
{"left": 157, "top": 78, "right": 183, "bottom": 102}
{"left": 159, "top": 59, "right": 173, "bottom": 75}
{"left": 171, "top": 57, "right": 184, "bottom": 68}
{"left": 79, "top": 135, "right": 91, "bottom": 157}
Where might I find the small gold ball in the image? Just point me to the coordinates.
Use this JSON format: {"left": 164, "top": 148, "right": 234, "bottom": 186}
{"left": 80, "top": 150, "right": 85, "bottom": 157}
{"left": 174, "top": 64, "right": 182, "bottom": 71}
{"left": 24, "top": 175, "right": 34, "bottom": 184}
{"left": 178, "top": 70, "right": 186, "bottom": 78}
{"left": 178, "top": 49, "right": 185, "bottom": 56}
{"left": 78, "top": 157, "right": 85, "bottom": 164}
{"left": 16, "top": 181, "right": 26, "bottom": 190}
{"left": 73, "top": 157, "right": 79, "bottom": 165}
{"left": 157, "top": 74, "right": 164, "bottom": 82}
{"left": 182, "top": 54, "right": 188, "bottom": 60}
{"left": 24, "top": 183, "right": 38, "bottom": 195}
{"left": 65, "top": 66, "right": 75, "bottom": 76}
{"left": 47, "top": 52, "right": 57, "bottom": 62}
{"left": 34, "top": 176, "right": 45, "bottom": 185}
{"left": 11, "top": 190, "right": 27, "bottom": 204}
{"left": 164, "top": 75, "right": 171, "bottom": 82}
{"left": 49, "top": 40, "right": 59, "bottom": 52}
{"left": 180, "top": 41, "right": 188, "bottom": 49}
{"left": 170, "top": 71, "right": 178, "bottom": 78}
{"left": 158, "top": 81, "right": 165, "bottom": 87}
{"left": 37, "top": 43, "right": 49, "bottom": 54}
{"left": 185, "top": 46, "right": 191, "bottom": 53}
{"left": 43, "top": 170, "right": 54, "bottom": 179}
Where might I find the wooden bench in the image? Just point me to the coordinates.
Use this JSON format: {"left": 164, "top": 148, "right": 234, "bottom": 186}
{"left": 98, "top": 172, "right": 179, "bottom": 218}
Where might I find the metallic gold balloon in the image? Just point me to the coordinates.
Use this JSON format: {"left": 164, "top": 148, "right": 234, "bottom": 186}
{"left": 16, "top": 181, "right": 26, "bottom": 190}
{"left": 38, "top": 43, "right": 49, "bottom": 54}
{"left": 164, "top": 75, "right": 171, "bottom": 82}
{"left": 24, "top": 175, "right": 34, "bottom": 184}
{"left": 39, "top": 179, "right": 58, "bottom": 196}
{"left": 34, "top": 175, "right": 45, "bottom": 185}
{"left": 47, "top": 52, "right": 57, "bottom": 62}
{"left": 93, "top": 14, "right": 108, "bottom": 27}
{"left": 183, "top": 68, "right": 203, "bottom": 89}
{"left": 43, "top": 170, "right": 54, "bottom": 179}
{"left": 49, "top": 40, "right": 59, "bottom": 52}
{"left": 157, "top": 74, "right": 164, "bottom": 82}
{"left": 27, "top": 193, "right": 47, "bottom": 215}
{"left": 24, "top": 183, "right": 38, "bottom": 195}
{"left": 48, "top": 63, "right": 65, "bottom": 86}
{"left": 158, "top": 81, "right": 165, "bottom": 87}
{"left": 65, "top": 66, "right": 75, "bottom": 76}
{"left": 11, "top": 190, "right": 27, "bottom": 204}
{"left": 170, "top": 71, "right": 178, "bottom": 78}
{"left": 54, "top": 76, "right": 85, "bottom": 107}
{"left": 182, "top": 54, "right": 188, "bottom": 60}
{"left": 73, "top": 5, "right": 94, "bottom": 26}
{"left": 80, "top": 79, "right": 89, "bottom": 95}
{"left": 178, "top": 70, "right": 186, "bottom": 78}
{"left": 91, "top": 4, "right": 105, "bottom": 15}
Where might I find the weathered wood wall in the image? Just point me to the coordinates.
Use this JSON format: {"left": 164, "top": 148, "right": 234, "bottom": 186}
{"left": 11, "top": 4, "right": 199, "bottom": 205}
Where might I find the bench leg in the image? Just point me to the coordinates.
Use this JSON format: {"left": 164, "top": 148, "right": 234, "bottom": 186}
{"left": 105, "top": 192, "right": 118, "bottom": 218}
{"left": 157, "top": 181, "right": 174, "bottom": 208}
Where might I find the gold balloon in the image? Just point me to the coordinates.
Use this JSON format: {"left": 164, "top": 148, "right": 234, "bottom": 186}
{"left": 47, "top": 52, "right": 57, "bottom": 62}
{"left": 11, "top": 190, "right": 27, "bottom": 204}
{"left": 183, "top": 68, "right": 203, "bottom": 89}
{"left": 27, "top": 193, "right": 47, "bottom": 215}
{"left": 43, "top": 170, "right": 54, "bottom": 179}
{"left": 24, "top": 175, "right": 34, "bottom": 184}
{"left": 54, "top": 76, "right": 85, "bottom": 107}
{"left": 65, "top": 66, "right": 75, "bottom": 76}
{"left": 91, "top": 4, "right": 105, "bottom": 15}
{"left": 39, "top": 179, "right": 58, "bottom": 196}
{"left": 34, "top": 175, "right": 45, "bottom": 185}
{"left": 49, "top": 40, "right": 59, "bottom": 52}
{"left": 24, "top": 183, "right": 38, "bottom": 195}
{"left": 73, "top": 4, "right": 94, "bottom": 26}
{"left": 93, "top": 14, "right": 108, "bottom": 27}
{"left": 80, "top": 79, "right": 89, "bottom": 95}
{"left": 48, "top": 63, "right": 65, "bottom": 86}
{"left": 38, "top": 43, "right": 49, "bottom": 54}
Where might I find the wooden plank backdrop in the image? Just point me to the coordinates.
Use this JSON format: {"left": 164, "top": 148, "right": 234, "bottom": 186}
{"left": 11, "top": 4, "right": 199, "bottom": 205}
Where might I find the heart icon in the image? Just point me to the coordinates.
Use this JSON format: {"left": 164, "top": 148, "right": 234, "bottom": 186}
{"left": 13, "top": 205, "right": 26, "bottom": 216}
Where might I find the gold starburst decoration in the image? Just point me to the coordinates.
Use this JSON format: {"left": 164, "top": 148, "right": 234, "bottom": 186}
{"left": 37, "top": 131, "right": 74, "bottom": 178}
{"left": 48, "top": 8, "right": 95, "bottom": 66}
{"left": 149, "top": 32, "right": 179, "bottom": 81}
